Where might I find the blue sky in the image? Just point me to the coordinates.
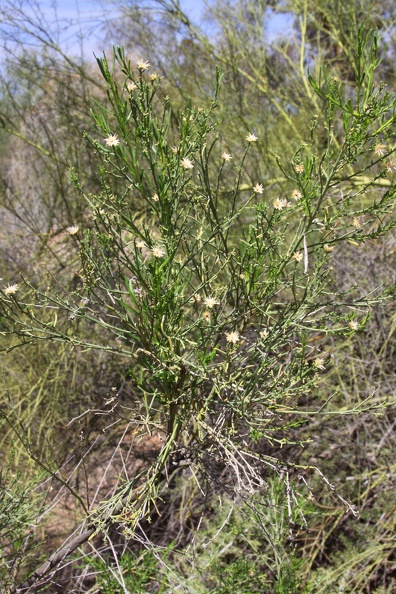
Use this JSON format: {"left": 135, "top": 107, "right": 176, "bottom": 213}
{"left": 34, "top": 0, "right": 292, "bottom": 58}
{"left": 38, "top": 0, "right": 204, "bottom": 17}
{"left": 33, "top": 0, "right": 206, "bottom": 57}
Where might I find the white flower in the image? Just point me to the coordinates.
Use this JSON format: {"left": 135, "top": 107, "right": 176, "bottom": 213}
{"left": 314, "top": 357, "right": 325, "bottom": 370}
{"left": 295, "top": 164, "right": 304, "bottom": 174}
{"left": 67, "top": 225, "right": 79, "bottom": 235}
{"left": 152, "top": 193, "right": 159, "bottom": 202}
{"left": 171, "top": 146, "right": 179, "bottom": 154}
{"left": 136, "top": 59, "right": 150, "bottom": 71}
{"left": 226, "top": 331, "right": 240, "bottom": 344}
{"left": 293, "top": 251, "right": 303, "bottom": 262}
{"left": 245, "top": 133, "right": 258, "bottom": 143}
{"left": 126, "top": 81, "right": 137, "bottom": 92}
{"left": 202, "top": 310, "right": 211, "bottom": 322}
{"left": 104, "top": 134, "right": 120, "bottom": 147}
{"left": 273, "top": 198, "right": 288, "bottom": 210}
{"left": 292, "top": 189, "right": 302, "bottom": 200}
{"left": 385, "top": 160, "right": 396, "bottom": 173}
{"left": 352, "top": 217, "right": 362, "bottom": 228}
{"left": 149, "top": 73, "right": 159, "bottom": 81}
{"left": 259, "top": 328, "right": 269, "bottom": 339}
{"left": 204, "top": 296, "right": 219, "bottom": 309}
{"left": 324, "top": 244, "right": 334, "bottom": 253}
{"left": 4, "top": 283, "right": 19, "bottom": 295}
{"left": 136, "top": 239, "right": 146, "bottom": 250}
{"left": 348, "top": 320, "right": 359, "bottom": 331}
{"left": 253, "top": 183, "right": 264, "bottom": 194}
{"left": 151, "top": 245, "right": 165, "bottom": 258}
{"left": 181, "top": 157, "right": 194, "bottom": 170}
{"left": 221, "top": 152, "right": 232, "bottom": 161}
{"left": 374, "top": 143, "right": 386, "bottom": 157}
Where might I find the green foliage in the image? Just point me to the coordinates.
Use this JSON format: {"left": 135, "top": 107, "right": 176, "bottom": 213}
{"left": 0, "top": 447, "right": 46, "bottom": 589}
{"left": 86, "top": 548, "right": 168, "bottom": 593}
{"left": 82, "top": 480, "right": 310, "bottom": 593}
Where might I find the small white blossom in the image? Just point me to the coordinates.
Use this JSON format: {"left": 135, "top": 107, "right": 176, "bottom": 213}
{"left": 324, "top": 244, "right": 334, "bottom": 253}
{"left": 181, "top": 157, "right": 194, "bottom": 170}
{"left": 226, "top": 331, "right": 240, "bottom": 344}
{"left": 385, "top": 160, "right": 396, "bottom": 173}
{"left": 136, "top": 59, "right": 150, "bottom": 71}
{"left": 136, "top": 239, "right": 146, "bottom": 250}
{"left": 348, "top": 320, "right": 359, "bottom": 331}
{"left": 295, "top": 164, "right": 304, "bottom": 174}
{"left": 293, "top": 251, "right": 303, "bottom": 262}
{"left": 253, "top": 183, "right": 264, "bottom": 194}
{"left": 149, "top": 73, "right": 159, "bottom": 81}
{"left": 152, "top": 193, "right": 159, "bottom": 202}
{"left": 204, "top": 296, "right": 219, "bottom": 309}
{"left": 221, "top": 152, "right": 232, "bottom": 161}
{"left": 202, "top": 310, "right": 211, "bottom": 322}
{"left": 246, "top": 133, "right": 258, "bottom": 143}
{"left": 4, "top": 283, "right": 19, "bottom": 295}
{"left": 104, "top": 134, "right": 120, "bottom": 147}
{"left": 374, "top": 143, "right": 386, "bottom": 157}
{"left": 352, "top": 217, "right": 362, "bottom": 228}
{"left": 151, "top": 245, "right": 165, "bottom": 258}
{"left": 292, "top": 189, "right": 302, "bottom": 200}
{"left": 67, "top": 225, "right": 79, "bottom": 235}
{"left": 259, "top": 328, "right": 269, "bottom": 339}
{"left": 273, "top": 198, "right": 288, "bottom": 210}
{"left": 314, "top": 357, "right": 325, "bottom": 370}
{"left": 126, "top": 81, "right": 137, "bottom": 92}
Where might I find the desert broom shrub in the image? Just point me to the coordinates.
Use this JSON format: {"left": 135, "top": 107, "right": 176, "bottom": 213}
{"left": 0, "top": 25, "right": 396, "bottom": 589}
